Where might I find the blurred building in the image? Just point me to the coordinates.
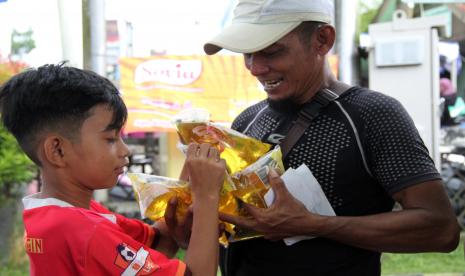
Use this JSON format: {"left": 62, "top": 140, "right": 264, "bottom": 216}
{"left": 369, "top": 1, "right": 465, "bottom": 96}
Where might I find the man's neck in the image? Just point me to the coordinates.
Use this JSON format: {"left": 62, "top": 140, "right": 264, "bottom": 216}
{"left": 267, "top": 97, "right": 303, "bottom": 113}
{"left": 298, "top": 70, "right": 339, "bottom": 104}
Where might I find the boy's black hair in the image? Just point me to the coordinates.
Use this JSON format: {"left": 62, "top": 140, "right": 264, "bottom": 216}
{"left": 0, "top": 63, "right": 127, "bottom": 165}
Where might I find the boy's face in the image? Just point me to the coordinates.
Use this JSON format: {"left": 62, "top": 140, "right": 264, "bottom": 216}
{"left": 65, "top": 104, "right": 130, "bottom": 190}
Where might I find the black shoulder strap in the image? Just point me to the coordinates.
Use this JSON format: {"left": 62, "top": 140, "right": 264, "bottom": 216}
{"left": 280, "top": 83, "right": 350, "bottom": 159}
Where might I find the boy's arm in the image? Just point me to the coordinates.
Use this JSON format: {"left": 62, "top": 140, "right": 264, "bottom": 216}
{"left": 182, "top": 143, "right": 225, "bottom": 276}
{"left": 147, "top": 143, "right": 224, "bottom": 275}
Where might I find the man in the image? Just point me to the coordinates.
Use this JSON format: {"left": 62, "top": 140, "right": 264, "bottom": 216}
{"left": 204, "top": 0, "right": 460, "bottom": 275}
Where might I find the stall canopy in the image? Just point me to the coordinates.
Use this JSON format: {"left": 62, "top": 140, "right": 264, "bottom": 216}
{"left": 120, "top": 55, "right": 338, "bottom": 134}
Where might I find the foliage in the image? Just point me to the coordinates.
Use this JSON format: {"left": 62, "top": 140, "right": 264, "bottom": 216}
{"left": 0, "top": 57, "right": 27, "bottom": 85}
{"left": 176, "top": 249, "right": 185, "bottom": 260}
{"left": 0, "top": 124, "right": 35, "bottom": 197}
{"left": 357, "top": 0, "right": 383, "bottom": 38}
{"left": 382, "top": 237, "right": 465, "bottom": 274}
{"left": 0, "top": 57, "right": 35, "bottom": 199}
{"left": 10, "top": 29, "right": 36, "bottom": 58}
{"left": 0, "top": 199, "right": 29, "bottom": 276}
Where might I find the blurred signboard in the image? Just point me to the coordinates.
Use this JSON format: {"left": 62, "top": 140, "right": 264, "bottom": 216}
{"left": 120, "top": 54, "right": 338, "bottom": 133}
{"left": 120, "top": 55, "right": 265, "bottom": 133}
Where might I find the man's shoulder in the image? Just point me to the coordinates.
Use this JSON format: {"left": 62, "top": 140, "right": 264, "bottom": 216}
{"left": 237, "top": 99, "right": 268, "bottom": 117}
{"left": 338, "top": 86, "right": 404, "bottom": 113}
{"left": 232, "top": 99, "right": 268, "bottom": 130}
{"left": 340, "top": 86, "right": 391, "bottom": 101}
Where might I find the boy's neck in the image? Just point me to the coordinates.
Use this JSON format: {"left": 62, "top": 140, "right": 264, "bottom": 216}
{"left": 40, "top": 173, "right": 94, "bottom": 209}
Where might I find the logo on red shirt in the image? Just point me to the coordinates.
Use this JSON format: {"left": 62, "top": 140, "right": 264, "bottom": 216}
{"left": 25, "top": 236, "right": 43, "bottom": 254}
{"left": 114, "top": 243, "right": 159, "bottom": 275}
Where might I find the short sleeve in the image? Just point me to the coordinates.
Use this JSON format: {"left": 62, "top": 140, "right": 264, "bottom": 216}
{"left": 85, "top": 223, "right": 188, "bottom": 276}
{"left": 231, "top": 100, "right": 268, "bottom": 132}
{"left": 90, "top": 201, "right": 155, "bottom": 247}
{"left": 355, "top": 92, "right": 441, "bottom": 194}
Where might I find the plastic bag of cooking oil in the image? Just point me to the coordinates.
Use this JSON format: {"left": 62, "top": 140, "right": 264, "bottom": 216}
{"left": 129, "top": 173, "right": 192, "bottom": 221}
{"left": 130, "top": 171, "right": 240, "bottom": 246}
{"left": 171, "top": 109, "right": 288, "bottom": 244}
{"left": 227, "top": 146, "right": 285, "bottom": 241}
{"left": 172, "top": 108, "right": 272, "bottom": 175}
{"left": 233, "top": 146, "right": 285, "bottom": 191}
{"left": 129, "top": 147, "right": 285, "bottom": 246}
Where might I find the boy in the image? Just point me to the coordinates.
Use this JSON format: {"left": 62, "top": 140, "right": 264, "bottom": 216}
{"left": 0, "top": 64, "right": 226, "bottom": 276}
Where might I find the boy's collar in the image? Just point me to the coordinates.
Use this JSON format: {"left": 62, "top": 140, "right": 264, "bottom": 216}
{"left": 22, "top": 193, "right": 74, "bottom": 210}
{"left": 22, "top": 193, "right": 117, "bottom": 224}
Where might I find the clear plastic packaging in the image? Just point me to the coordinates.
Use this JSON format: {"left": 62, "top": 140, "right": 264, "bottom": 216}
{"left": 130, "top": 146, "right": 284, "bottom": 245}
{"left": 129, "top": 173, "right": 191, "bottom": 221}
{"left": 131, "top": 109, "right": 285, "bottom": 245}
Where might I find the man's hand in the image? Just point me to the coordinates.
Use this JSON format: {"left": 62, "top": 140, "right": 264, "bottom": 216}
{"left": 220, "top": 169, "right": 319, "bottom": 240}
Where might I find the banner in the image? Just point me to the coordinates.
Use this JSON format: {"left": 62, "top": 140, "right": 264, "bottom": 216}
{"left": 120, "top": 55, "right": 266, "bottom": 133}
{"left": 120, "top": 54, "right": 338, "bottom": 133}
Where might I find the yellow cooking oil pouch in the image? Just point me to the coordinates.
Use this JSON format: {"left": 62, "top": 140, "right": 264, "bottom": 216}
{"left": 130, "top": 146, "right": 284, "bottom": 246}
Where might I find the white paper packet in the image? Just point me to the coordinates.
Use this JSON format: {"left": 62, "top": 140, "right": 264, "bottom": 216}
{"left": 264, "top": 164, "right": 336, "bottom": 246}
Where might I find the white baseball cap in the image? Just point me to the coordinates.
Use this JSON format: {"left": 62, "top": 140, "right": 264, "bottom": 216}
{"left": 204, "top": 0, "right": 334, "bottom": 55}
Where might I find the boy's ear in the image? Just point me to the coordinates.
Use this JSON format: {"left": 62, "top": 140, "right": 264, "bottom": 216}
{"left": 43, "top": 135, "right": 67, "bottom": 168}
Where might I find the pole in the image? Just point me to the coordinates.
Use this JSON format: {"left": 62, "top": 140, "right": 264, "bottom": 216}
{"left": 57, "top": 0, "right": 83, "bottom": 68}
{"left": 83, "top": 0, "right": 108, "bottom": 202}
{"left": 335, "top": 0, "right": 359, "bottom": 85}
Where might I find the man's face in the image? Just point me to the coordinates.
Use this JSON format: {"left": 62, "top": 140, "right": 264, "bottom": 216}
{"left": 65, "top": 104, "right": 130, "bottom": 190}
{"left": 243, "top": 29, "right": 324, "bottom": 104}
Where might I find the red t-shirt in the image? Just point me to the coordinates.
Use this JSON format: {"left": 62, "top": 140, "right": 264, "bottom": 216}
{"left": 22, "top": 194, "right": 188, "bottom": 276}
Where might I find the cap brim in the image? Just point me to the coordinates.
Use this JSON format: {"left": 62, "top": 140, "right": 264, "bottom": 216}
{"left": 204, "top": 21, "right": 301, "bottom": 55}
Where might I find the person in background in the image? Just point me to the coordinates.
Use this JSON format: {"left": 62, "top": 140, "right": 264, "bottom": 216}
{"left": 440, "top": 77, "right": 459, "bottom": 127}
{"left": 203, "top": 0, "right": 460, "bottom": 275}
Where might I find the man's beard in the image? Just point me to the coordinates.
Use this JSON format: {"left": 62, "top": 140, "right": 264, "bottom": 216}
{"left": 267, "top": 97, "right": 302, "bottom": 113}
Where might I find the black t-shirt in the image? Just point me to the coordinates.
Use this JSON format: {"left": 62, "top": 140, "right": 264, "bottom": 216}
{"left": 220, "top": 87, "right": 441, "bottom": 276}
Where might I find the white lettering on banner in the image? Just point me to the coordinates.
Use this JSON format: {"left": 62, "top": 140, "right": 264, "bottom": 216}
{"left": 133, "top": 119, "right": 174, "bottom": 129}
{"left": 134, "top": 59, "right": 202, "bottom": 86}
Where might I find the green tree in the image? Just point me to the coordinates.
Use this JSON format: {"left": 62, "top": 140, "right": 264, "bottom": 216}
{"left": 359, "top": 1, "right": 382, "bottom": 34}
{"left": 10, "top": 29, "right": 36, "bottom": 59}
{"left": 0, "top": 124, "right": 35, "bottom": 199}
{"left": 0, "top": 58, "right": 36, "bottom": 200}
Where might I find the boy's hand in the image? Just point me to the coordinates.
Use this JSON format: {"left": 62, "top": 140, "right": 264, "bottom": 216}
{"left": 185, "top": 143, "right": 226, "bottom": 199}
{"left": 163, "top": 197, "right": 227, "bottom": 249}
{"left": 163, "top": 196, "right": 193, "bottom": 249}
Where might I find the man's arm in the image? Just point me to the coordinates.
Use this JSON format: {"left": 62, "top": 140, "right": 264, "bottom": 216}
{"left": 220, "top": 170, "right": 460, "bottom": 253}
{"left": 320, "top": 179, "right": 459, "bottom": 252}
